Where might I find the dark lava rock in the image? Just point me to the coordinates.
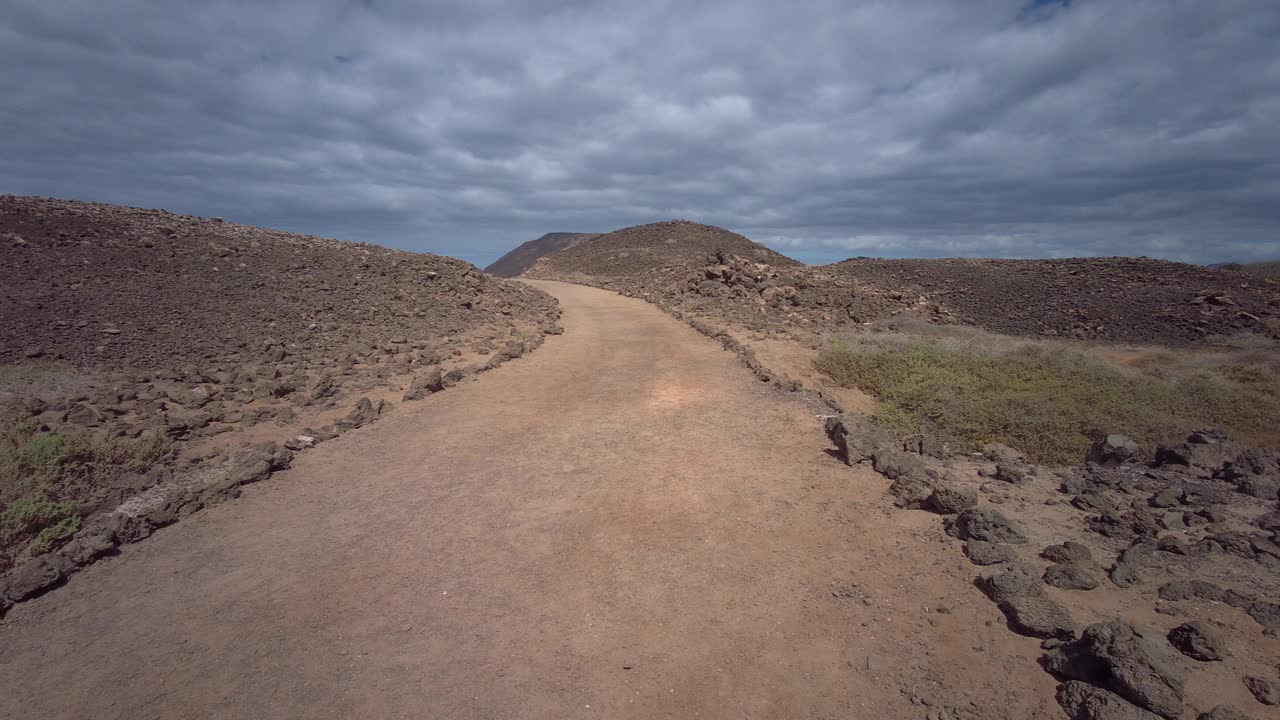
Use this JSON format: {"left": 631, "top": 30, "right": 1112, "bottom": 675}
{"left": 1057, "top": 681, "right": 1163, "bottom": 720}
{"left": 965, "top": 540, "right": 1017, "bottom": 566}
{"left": 926, "top": 484, "right": 978, "bottom": 515}
{"left": 1198, "top": 706, "right": 1255, "bottom": 720}
{"left": 993, "top": 463, "right": 1033, "bottom": 485}
{"left": 1044, "top": 621, "right": 1186, "bottom": 720}
{"left": 1244, "top": 676, "right": 1279, "bottom": 705}
{"left": 1088, "top": 434, "right": 1141, "bottom": 467}
{"left": 1149, "top": 487, "right": 1183, "bottom": 509}
{"left": 871, "top": 448, "right": 925, "bottom": 480}
{"left": 946, "top": 507, "right": 1029, "bottom": 544}
{"left": 825, "top": 414, "right": 897, "bottom": 466}
{"left": 1166, "top": 621, "right": 1225, "bottom": 662}
{"left": 403, "top": 367, "right": 445, "bottom": 401}
{"left": 1043, "top": 541, "right": 1095, "bottom": 566}
{"left": 1045, "top": 562, "right": 1100, "bottom": 591}
{"left": 0, "top": 555, "right": 68, "bottom": 605}
{"left": 979, "top": 562, "right": 1076, "bottom": 639}
{"left": 888, "top": 475, "right": 936, "bottom": 510}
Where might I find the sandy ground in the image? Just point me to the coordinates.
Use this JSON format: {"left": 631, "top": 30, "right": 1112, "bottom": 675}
{"left": 0, "top": 281, "right": 1060, "bottom": 720}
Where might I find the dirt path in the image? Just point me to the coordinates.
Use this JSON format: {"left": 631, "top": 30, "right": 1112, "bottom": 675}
{"left": 0, "top": 281, "right": 1058, "bottom": 720}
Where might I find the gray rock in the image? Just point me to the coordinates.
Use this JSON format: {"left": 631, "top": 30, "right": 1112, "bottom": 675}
{"left": 1083, "top": 621, "right": 1187, "bottom": 719}
{"left": 1043, "top": 541, "right": 1095, "bottom": 566}
{"left": 1088, "top": 434, "right": 1141, "bottom": 466}
{"left": 1166, "top": 621, "right": 1225, "bottom": 661}
{"left": 888, "top": 475, "right": 935, "bottom": 509}
{"left": 946, "top": 507, "right": 1029, "bottom": 544}
{"left": 1197, "top": 705, "right": 1254, "bottom": 720}
{"left": 403, "top": 368, "right": 445, "bottom": 401}
{"left": 993, "top": 463, "right": 1033, "bottom": 485}
{"left": 1244, "top": 675, "right": 1278, "bottom": 705}
{"left": 1057, "top": 681, "right": 1163, "bottom": 720}
{"left": 926, "top": 484, "right": 978, "bottom": 515}
{"left": 965, "top": 541, "right": 1017, "bottom": 566}
{"left": 0, "top": 555, "right": 68, "bottom": 604}
{"left": 1149, "top": 487, "right": 1182, "bottom": 508}
{"left": 1000, "top": 593, "right": 1078, "bottom": 639}
{"left": 1045, "top": 562, "right": 1100, "bottom": 591}
{"left": 871, "top": 448, "right": 925, "bottom": 480}
{"left": 983, "top": 443, "right": 1026, "bottom": 465}
{"left": 979, "top": 562, "right": 1076, "bottom": 639}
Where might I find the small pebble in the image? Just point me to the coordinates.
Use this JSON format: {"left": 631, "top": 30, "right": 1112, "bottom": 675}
{"left": 622, "top": 660, "right": 634, "bottom": 670}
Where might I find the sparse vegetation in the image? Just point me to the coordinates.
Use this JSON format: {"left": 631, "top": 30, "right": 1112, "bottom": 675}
{"left": 0, "top": 420, "right": 171, "bottom": 570}
{"left": 815, "top": 327, "right": 1280, "bottom": 464}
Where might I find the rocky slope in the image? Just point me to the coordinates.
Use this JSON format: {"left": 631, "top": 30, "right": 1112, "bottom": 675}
{"left": 484, "top": 232, "right": 598, "bottom": 277}
{"left": 0, "top": 195, "right": 561, "bottom": 599}
{"left": 831, "top": 257, "right": 1280, "bottom": 344}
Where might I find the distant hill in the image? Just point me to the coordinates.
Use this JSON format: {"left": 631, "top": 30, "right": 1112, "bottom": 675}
{"left": 484, "top": 232, "right": 598, "bottom": 277}
{"left": 522, "top": 220, "right": 800, "bottom": 278}
{"left": 828, "top": 257, "right": 1280, "bottom": 344}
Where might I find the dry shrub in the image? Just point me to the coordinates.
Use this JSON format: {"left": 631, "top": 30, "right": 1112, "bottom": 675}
{"left": 815, "top": 329, "right": 1280, "bottom": 465}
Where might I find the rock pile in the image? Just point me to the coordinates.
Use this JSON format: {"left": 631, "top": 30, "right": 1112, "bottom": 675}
{"left": 824, "top": 415, "right": 1280, "bottom": 719}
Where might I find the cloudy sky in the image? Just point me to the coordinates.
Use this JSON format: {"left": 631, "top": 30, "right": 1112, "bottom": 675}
{"left": 3, "top": 1, "right": 1278, "bottom": 266}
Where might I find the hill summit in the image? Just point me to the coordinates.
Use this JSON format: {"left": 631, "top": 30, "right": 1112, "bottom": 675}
{"left": 522, "top": 220, "right": 799, "bottom": 278}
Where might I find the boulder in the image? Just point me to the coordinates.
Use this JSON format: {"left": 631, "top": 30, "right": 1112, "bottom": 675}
{"left": 1043, "top": 541, "right": 1095, "bottom": 566}
{"left": 965, "top": 540, "right": 1017, "bottom": 566}
{"left": 979, "top": 562, "right": 1076, "bottom": 639}
{"left": 946, "top": 507, "right": 1029, "bottom": 544}
{"left": 1088, "top": 435, "right": 1141, "bottom": 466}
{"left": 1243, "top": 676, "right": 1278, "bottom": 705}
{"left": 403, "top": 368, "right": 446, "bottom": 401}
{"left": 1045, "top": 621, "right": 1186, "bottom": 720}
{"left": 1166, "top": 621, "right": 1225, "bottom": 662}
{"left": 1045, "top": 562, "right": 1100, "bottom": 591}
{"left": 926, "top": 484, "right": 977, "bottom": 515}
{"left": 871, "top": 448, "right": 925, "bottom": 480}
{"left": 1056, "top": 681, "right": 1163, "bottom": 720}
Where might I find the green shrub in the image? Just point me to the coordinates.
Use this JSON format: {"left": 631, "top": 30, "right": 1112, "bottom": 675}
{"left": 815, "top": 331, "right": 1280, "bottom": 464}
{"left": 1, "top": 422, "right": 171, "bottom": 567}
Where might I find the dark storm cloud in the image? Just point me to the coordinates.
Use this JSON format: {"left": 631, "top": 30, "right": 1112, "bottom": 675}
{"left": 2, "top": 0, "right": 1278, "bottom": 266}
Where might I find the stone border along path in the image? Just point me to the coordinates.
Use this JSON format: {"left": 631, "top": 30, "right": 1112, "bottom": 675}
{"left": 549, "top": 277, "right": 1280, "bottom": 720}
{"left": 0, "top": 327, "right": 554, "bottom": 616}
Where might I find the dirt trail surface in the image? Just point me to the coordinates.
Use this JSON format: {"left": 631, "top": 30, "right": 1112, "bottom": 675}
{"left": 0, "top": 282, "right": 1056, "bottom": 720}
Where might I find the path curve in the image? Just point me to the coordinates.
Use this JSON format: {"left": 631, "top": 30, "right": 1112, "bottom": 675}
{"left": 0, "top": 281, "right": 1054, "bottom": 719}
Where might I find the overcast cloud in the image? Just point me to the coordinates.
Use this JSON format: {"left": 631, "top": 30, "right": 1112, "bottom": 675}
{"left": 2, "top": 0, "right": 1278, "bottom": 266}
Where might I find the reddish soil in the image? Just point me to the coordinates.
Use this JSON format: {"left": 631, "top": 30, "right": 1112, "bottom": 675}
{"left": 0, "top": 282, "right": 1063, "bottom": 720}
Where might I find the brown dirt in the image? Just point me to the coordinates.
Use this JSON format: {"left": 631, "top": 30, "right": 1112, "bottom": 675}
{"left": 484, "top": 232, "right": 600, "bottom": 277}
{"left": 1, "top": 195, "right": 557, "bottom": 369}
{"left": 0, "top": 282, "right": 1062, "bottom": 720}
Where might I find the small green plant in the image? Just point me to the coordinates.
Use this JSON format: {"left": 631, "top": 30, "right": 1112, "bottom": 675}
{"left": 1, "top": 421, "right": 172, "bottom": 568}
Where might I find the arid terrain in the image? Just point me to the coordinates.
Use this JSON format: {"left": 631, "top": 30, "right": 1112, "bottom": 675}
{"left": 3, "top": 201, "right": 1280, "bottom": 720}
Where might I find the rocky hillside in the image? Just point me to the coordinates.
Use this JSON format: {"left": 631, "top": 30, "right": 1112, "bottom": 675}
{"left": 484, "top": 232, "right": 598, "bottom": 277}
{"left": 0, "top": 195, "right": 561, "bottom": 590}
{"left": 830, "top": 257, "right": 1280, "bottom": 344}
{"left": 1, "top": 196, "right": 558, "bottom": 369}
{"left": 522, "top": 220, "right": 800, "bottom": 278}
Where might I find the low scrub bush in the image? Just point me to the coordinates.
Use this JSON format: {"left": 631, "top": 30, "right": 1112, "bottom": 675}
{"left": 815, "top": 331, "right": 1280, "bottom": 465}
{"left": 0, "top": 420, "right": 170, "bottom": 570}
